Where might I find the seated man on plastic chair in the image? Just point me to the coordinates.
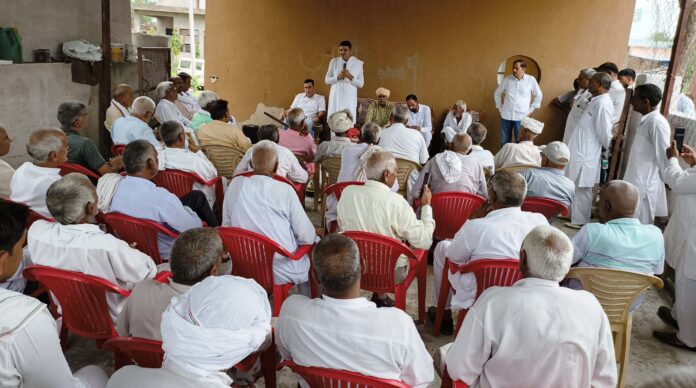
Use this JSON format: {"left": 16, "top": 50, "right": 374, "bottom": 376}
{"left": 222, "top": 140, "right": 317, "bottom": 296}
{"left": 234, "top": 125, "right": 308, "bottom": 184}
{"left": 430, "top": 171, "right": 548, "bottom": 335}
{"left": 0, "top": 200, "right": 109, "bottom": 388}
{"left": 277, "top": 234, "right": 434, "bottom": 388}
{"left": 441, "top": 225, "right": 617, "bottom": 387}
{"left": 518, "top": 141, "right": 575, "bottom": 208}
{"left": 337, "top": 150, "right": 434, "bottom": 307}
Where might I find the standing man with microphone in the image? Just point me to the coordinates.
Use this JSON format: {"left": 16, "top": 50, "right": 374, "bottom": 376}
{"left": 325, "top": 40, "right": 364, "bottom": 125}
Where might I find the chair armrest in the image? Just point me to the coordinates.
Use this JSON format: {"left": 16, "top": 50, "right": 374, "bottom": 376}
{"left": 154, "top": 271, "right": 172, "bottom": 283}
{"left": 286, "top": 244, "right": 314, "bottom": 260}
{"left": 200, "top": 176, "right": 221, "bottom": 187}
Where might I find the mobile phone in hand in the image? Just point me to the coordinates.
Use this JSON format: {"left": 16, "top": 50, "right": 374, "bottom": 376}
{"left": 420, "top": 172, "right": 431, "bottom": 198}
{"left": 675, "top": 127, "right": 686, "bottom": 153}
{"left": 342, "top": 62, "right": 347, "bottom": 70}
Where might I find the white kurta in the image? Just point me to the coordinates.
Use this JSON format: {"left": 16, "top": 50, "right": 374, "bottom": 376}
{"left": 443, "top": 111, "right": 473, "bottom": 134}
{"left": 623, "top": 110, "right": 670, "bottom": 224}
{"left": 9, "top": 162, "right": 62, "bottom": 218}
{"left": 234, "top": 143, "right": 308, "bottom": 183}
{"left": 325, "top": 56, "right": 364, "bottom": 122}
{"left": 468, "top": 145, "right": 495, "bottom": 172}
{"left": 27, "top": 220, "right": 157, "bottom": 322}
{"left": 444, "top": 278, "right": 617, "bottom": 388}
{"left": 379, "top": 123, "right": 429, "bottom": 164}
{"left": 160, "top": 147, "right": 219, "bottom": 207}
{"left": 407, "top": 104, "right": 433, "bottom": 145}
{"left": 108, "top": 364, "right": 230, "bottom": 388}
{"left": 565, "top": 93, "right": 614, "bottom": 188}
{"left": 277, "top": 294, "right": 434, "bottom": 388}
{"left": 562, "top": 89, "right": 592, "bottom": 145}
{"left": 222, "top": 175, "right": 315, "bottom": 284}
{"left": 155, "top": 99, "right": 193, "bottom": 129}
{"left": 0, "top": 289, "right": 108, "bottom": 388}
{"left": 609, "top": 80, "right": 626, "bottom": 124}
{"left": 493, "top": 141, "right": 541, "bottom": 169}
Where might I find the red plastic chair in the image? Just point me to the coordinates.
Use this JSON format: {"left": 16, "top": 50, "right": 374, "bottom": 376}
{"left": 341, "top": 231, "right": 427, "bottom": 323}
{"left": 58, "top": 163, "right": 101, "bottom": 180}
{"left": 234, "top": 171, "right": 306, "bottom": 205}
{"left": 103, "top": 337, "right": 164, "bottom": 369}
{"left": 453, "top": 381, "right": 468, "bottom": 387}
{"left": 324, "top": 181, "right": 365, "bottom": 233}
{"left": 216, "top": 227, "right": 314, "bottom": 317}
{"left": 22, "top": 265, "right": 130, "bottom": 348}
{"left": 26, "top": 209, "right": 54, "bottom": 229}
{"left": 427, "top": 192, "right": 486, "bottom": 240}
{"left": 102, "top": 212, "right": 178, "bottom": 265}
{"left": 152, "top": 169, "right": 224, "bottom": 216}
{"left": 111, "top": 144, "right": 126, "bottom": 157}
{"left": 281, "top": 360, "right": 411, "bottom": 387}
{"left": 521, "top": 196, "right": 569, "bottom": 221}
{"left": 433, "top": 259, "right": 522, "bottom": 336}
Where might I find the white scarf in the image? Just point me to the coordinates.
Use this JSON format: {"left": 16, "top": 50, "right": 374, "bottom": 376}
{"left": 111, "top": 99, "right": 131, "bottom": 118}
{"left": 0, "top": 290, "right": 45, "bottom": 341}
{"left": 96, "top": 173, "right": 124, "bottom": 213}
{"left": 161, "top": 276, "right": 272, "bottom": 379}
{"left": 435, "top": 150, "right": 462, "bottom": 184}
{"left": 354, "top": 144, "right": 382, "bottom": 181}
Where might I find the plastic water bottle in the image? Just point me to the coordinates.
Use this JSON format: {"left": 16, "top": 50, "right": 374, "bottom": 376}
{"left": 600, "top": 159, "right": 609, "bottom": 184}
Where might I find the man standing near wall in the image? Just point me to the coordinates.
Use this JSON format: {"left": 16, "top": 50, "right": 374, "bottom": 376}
{"left": 493, "top": 59, "right": 543, "bottom": 147}
{"left": 325, "top": 40, "right": 364, "bottom": 125}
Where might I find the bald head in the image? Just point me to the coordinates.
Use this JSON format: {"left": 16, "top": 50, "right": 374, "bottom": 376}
{"left": 250, "top": 140, "right": 278, "bottom": 176}
{"left": 27, "top": 128, "right": 67, "bottom": 165}
{"left": 452, "top": 133, "right": 472, "bottom": 154}
{"left": 598, "top": 180, "right": 639, "bottom": 222}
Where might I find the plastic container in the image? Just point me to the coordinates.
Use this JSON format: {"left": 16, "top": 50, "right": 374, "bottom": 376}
{"left": 111, "top": 43, "right": 124, "bottom": 62}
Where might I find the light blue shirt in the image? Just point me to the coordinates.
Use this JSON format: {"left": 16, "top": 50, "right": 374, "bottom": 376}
{"left": 519, "top": 167, "right": 575, "bottom": 207}
{"left": 109, "top": 176, "right": 201, "bottom": 260}
{"left": 111, "top": 116, "right": 160, "bottom": 147}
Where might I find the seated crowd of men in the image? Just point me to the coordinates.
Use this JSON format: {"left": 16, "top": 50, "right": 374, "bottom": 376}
{"left": 0, "top": 61, "right": 694, "bottom": 388}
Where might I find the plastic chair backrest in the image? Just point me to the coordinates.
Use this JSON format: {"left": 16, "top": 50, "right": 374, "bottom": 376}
{"left": 394, "top": 158, "right": 422, "bottom": 198}
{"left": 103, "top": 337, "right": 164, "bottom": 369}
{"left": 22, "top": 265, "right": 129, "bottom": 340}
{"left": 58, "top": 163, "right": 101, "bottom": 180}
{"left": 152, "top": 169, "right": 207, "bottom": 198}
{"left": 111, "top": 144, "right": 126, "bottom": 157}
{"left": 342, "top": 231, "right": 418, "bottom": 293}
{"left": 102, "top": 212, "right": 177, "bottom": 265}
{"left": 430, "top": 192, "right": 486, "bottom": 240}
{"left": 521, "top": 197, "right": 570, "bottom": 220}
{"left": 319, "top": 156, "right": 342, "bottom": 188}
{"left": 282, "top": 361, "right": 411, "bottom": 388}
{"left": 203, "top": 144, "right": 246, "bottom": 179}
{"left": 324, "top": 181, "right": 365, "bottom": 201}
{"left": 451, "top": 259, "right": 522, "bottom": 298}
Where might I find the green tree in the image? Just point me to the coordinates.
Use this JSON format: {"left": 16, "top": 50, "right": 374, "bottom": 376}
{"left": 170, "top": 28, "right": 183, "bottom": 57}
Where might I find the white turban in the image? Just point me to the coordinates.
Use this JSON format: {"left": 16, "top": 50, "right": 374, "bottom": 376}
{"left": 435, "top": 150, "right": 462, "bottom": 184}
{"left": 96, "top": 173, "right": 124, "bottom": 213}
{"left": 161, "top": 276, "right": 272, "bottom": 380}
{"left": 328, "top": 109, "right": 353, "bottom": 133}
{"left": 521, "top": 116, "right": 544, "bottom": 134}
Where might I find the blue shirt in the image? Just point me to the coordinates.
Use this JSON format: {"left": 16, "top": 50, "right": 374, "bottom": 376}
{"left": 109, "top": 176, "right": 201, "bottom": 259}
{"left": 111, "top": 116, "right": 160, "bottom": 147}
{"left": 519, "top": 167, "right": 575, "bottom": 207}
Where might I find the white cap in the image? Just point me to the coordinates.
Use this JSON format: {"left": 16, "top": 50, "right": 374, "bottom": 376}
{"left": 541, "top": 141, "right": 570, "bottom": 165}
{"left": 328, "top": 109, "right": 353, "bottom": 133}
{"left": 442, "top": 126, "right": 457, "bottom": 144}
{"left": 521, "top": 116, "right": 544, "bottom": 134}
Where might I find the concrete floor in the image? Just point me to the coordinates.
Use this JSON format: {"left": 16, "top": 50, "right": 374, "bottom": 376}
{"left": 64, "top": 202, "right": 696, "bottom": 387}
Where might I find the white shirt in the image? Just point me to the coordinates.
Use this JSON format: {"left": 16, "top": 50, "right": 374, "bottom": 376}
{"left": 609, "top": 80, "right": 626, "bottom": 124}
{"left": 662, "top": 158, "right": 696, "bottom": 278}
{"left": 0, "top": 289, "right": 99, "bottom": 388}
{"left": 290, "top": 93, "right": 326, "bottom": 120}
{"left": 0, "top": 159, "right": 15, "bottom": 199}
{"left": 443, "top": 111, "right": 473, "bottom": 133}
{"left": 379, "top": 123, "right": 429, "bottom": 164}
{"left": 160, "top": 147, "right": 219, "bottom": 207}
{"left": 155, "top": 99, "right": 192, "bottom": 129}
{"left": 234, "top": 143, "right": 308, "bottom": 183}
{"left": 493, "top": 141, "right": 541, "bottom": 169}
{"left": 445, "top": 207, "right": 548, "bottom": 308}
{"left": 445, "top": 278, "right": 617, "bottom": 388}
{"left": 565, "top": 93, "right": 614, "bottom": 188}
{"left": 108, "top": 364, "right": 229, "bottom": 388}
{"left": 494, "top": 74, "right": 543, "bottom": 121}
{"left": 9, "top": 162, "right": 61, "bottom": 218}
{"left": 468, "top": 145, "right": 495, "bottom": 172}
{"left": 277, "top": 295, "right": 434, "bottom": 388}
{"left": 325, "top": 56, "right": 364, "bottom": 122}
{"left": 407, "top": 104, "right": 433, "bottom": 136}
{"left": 563, "top": 89, "right": 592, "bottom": 145}
{"left": 222, "top": 175, "right": 315, "bottom": 284}
{"left": 111, "top": 116, "right": 161, "bottom": 147}
{"left": 177, "top": 92, "right": 200, "bottom": 115}
{"left": 28, "top": 220, "right": 157, "bottom": 322}
{"left": 623, "top": 110, "right": 670, "bottom": 223}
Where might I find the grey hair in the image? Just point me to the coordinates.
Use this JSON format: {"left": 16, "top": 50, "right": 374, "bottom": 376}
{"left": 467, "top": 123, "right": 487, "bottom": 145}
{"left": 365, "top": 150, "right": 397, "bottom": 181}
{"left": 170, "top": 228, "right": 224, "bottom": 285}
{"left": 594, "top": 73, "right": 612, "bottom": 90}
{"left": 287, "top": 108, "right": 305, "bottom": 128}
{"left": 156, "top": 81, "right": 173, "bottom": 99}
{"left": 56, "top": 101, "right": 87, "bottom": 131}
{"left": 159, "top": 120, "right": 184, "bottom": 146}
{"left": 491, "top": 170, "right": 527, "bottom": 206}
{"left": 131, "top": 96, "right": 156, "bottom": 116}
{"left": 123, "top": 139, "right": 156, "bottom": 174}
{"left": 198, "top": 91, "right": 219, "bottom": 109}
{"left": 521, "top": 225, "right": 572, "bottom": 282}
{"left": 312, "top": 234, "right": 361, "bottom": 293}
{"left": 453, "top": 100, "right": 467, "bottom": 111}
{"left": 391, "top": 104, "right": 409, "bottom": 123}
{"left": 580, "top": 68, "right": 597, "bottom": 79}
{"left": 26, "top": 128, "right": 65, "bottom": 163}
{"left": 46, "top": 173, "right": 96, "bottom": 225}
{"left": 251, "top": 140, "right": 278, "bottom": 171}
{"left": 361, "top": 122, "right": 381, "bottom": 144}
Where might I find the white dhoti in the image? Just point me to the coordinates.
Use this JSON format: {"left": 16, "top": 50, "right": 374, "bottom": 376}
{"left": 571, "top": 186, "right": 593, "bottom": 225}
{"left": 675, "top": 256, "right": 696, "bottom": 347}
{"left": 433, "top": 241, "right": 476, "bottom": 310}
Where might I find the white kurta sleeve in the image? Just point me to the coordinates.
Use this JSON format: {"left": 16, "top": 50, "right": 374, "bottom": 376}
{"left": 318, "top": 96, "right": 327, "bottom": 113}
{"left": 289, "top": 190, "right": 316, "bottom": 246}
{"left": 663, "top": 158, "right": 696, "bottom": 193}
{"left": 592, "top": 309, "right": 618, "bottom": 387}
{"left": 494, "top": 79, "right": 506, "bottom": 111}
{"left": 287, "top": 155, "right": 309, "bottom": 183}
{"left": 290, "top": 94, "right": 301, "bottom": 110}
{"left": 158, "top": 189, "right": 203, "bottom": 232}
{"left": 349, "top": 61, "right": 364, "bottom": 88}
{"left": 571, "top": 225, "right": 590, "bottom": 265}
{"left": 444, "top": 303, "right": 489, "bottom": 384}
{"left": 421, "top": 106, "right": 433, "bottom": 135}
{"left": 418, "top": 137, "right": 429, "bottom": 164}
{"left": 594, "top": 103, "right": 614, "bottom": 149}
{"left": 530, "top": 77, "right": 543, "bottom": 112}
{"left": 445, "top": 225, "right": 474, "bottom": 265}
{"left": 393, "top": 202, "right": 435, "bottom": 250}
{"left": 409, "top": 161, "right": 433, "bottom": 204}
{"left": 325, "top": 59, "right": 339, "bottom": 85}
{"left": 108, "top": 239, "right": 158, "bottom": 290}
{"left": 651, "top": 122, "right": 671, "bottom": 171}
{"left": 399, "top": 321, "right": 435, "bottom": 388}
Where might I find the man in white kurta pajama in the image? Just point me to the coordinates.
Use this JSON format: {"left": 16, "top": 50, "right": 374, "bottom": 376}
{"left": 565, "top": 73, "right": 614, "bottom": 227}
{"left": 562, "top": 69, "right": 596, "bottom": 145}
{"left": 623, "top": 84, "right": 670, "bottom": 225}
{"left": 325, "top": 40, "right": 364, "bottom": 124}
{"left": 654, "top": 142, "right": 696, "bottom": 351}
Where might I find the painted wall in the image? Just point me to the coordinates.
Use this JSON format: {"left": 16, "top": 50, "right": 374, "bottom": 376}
{"left": 205, "top": 0, "right": 635, "bottom": 150}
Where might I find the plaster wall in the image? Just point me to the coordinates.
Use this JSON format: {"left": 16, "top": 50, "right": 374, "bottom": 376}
{"left": 205, "top": 0, "right": 635, "bottom": 150}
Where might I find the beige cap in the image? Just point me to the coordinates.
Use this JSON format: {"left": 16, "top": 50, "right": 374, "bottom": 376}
{"left": 328, "top": 109, "right": 353, "bottom": 133}
{"left": 521, "top": 116, "right": 544, "bottom": 134}
{"left": 375, "top": 87, "right": 391, "bottom": 98}
{"left": 541, "top": 141, "right": 570, "bottom": 165}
